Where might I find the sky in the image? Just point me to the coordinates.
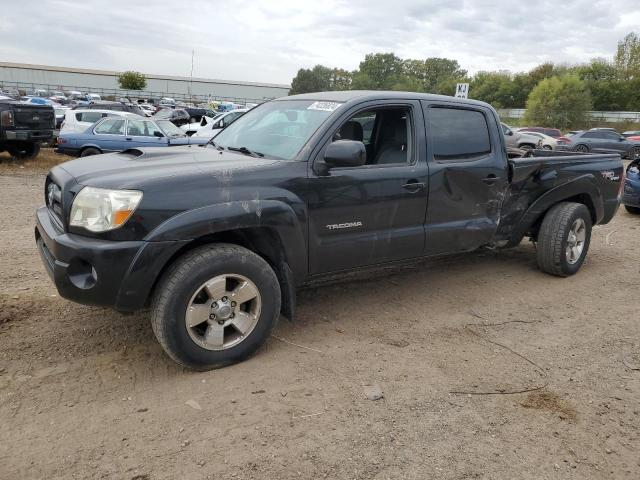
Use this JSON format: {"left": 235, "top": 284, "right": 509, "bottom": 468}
{"left": 1, "top": 0, "right": 639, "bottom": 86}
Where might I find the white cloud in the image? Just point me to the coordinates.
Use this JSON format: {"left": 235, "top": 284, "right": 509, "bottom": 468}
{"left": 0, "top": 0, "right": 637, "bottom": 84}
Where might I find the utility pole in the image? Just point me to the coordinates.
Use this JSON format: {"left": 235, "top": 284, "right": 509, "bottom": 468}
{"left": 189, "top": 49, "right": 195, "bottom": 103}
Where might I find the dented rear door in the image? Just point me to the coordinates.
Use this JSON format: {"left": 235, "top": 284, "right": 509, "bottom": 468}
{"left": 421, "top": 101, "right": 508, "bottom": 255}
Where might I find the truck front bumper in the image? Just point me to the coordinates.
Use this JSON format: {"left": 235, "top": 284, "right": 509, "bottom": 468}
{"left": 35, "top": 206, "right": 189, "bottom": 311}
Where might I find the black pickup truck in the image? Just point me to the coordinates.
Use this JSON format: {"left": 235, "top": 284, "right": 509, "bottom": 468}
{"left": 0, "top": 100, "right": 55, "bottom": 158}
{"left": 35, "top": 91, "right": 623, "bottom": 369}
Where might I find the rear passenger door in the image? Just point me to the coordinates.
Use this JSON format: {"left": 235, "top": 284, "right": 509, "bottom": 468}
{"left": 421, "top": 102, "right": 508, "bottom": 256}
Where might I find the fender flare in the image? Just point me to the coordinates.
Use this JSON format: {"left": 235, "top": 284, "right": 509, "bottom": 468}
{"left": 508, "top": 174, "right": 603, "bottom": 245}
{"left": 144, "top": 199, "right": 307, "bottom": 280}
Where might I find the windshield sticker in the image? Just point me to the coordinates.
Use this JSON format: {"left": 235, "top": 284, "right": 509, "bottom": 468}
{"left": 307, "top": 101, "right": 342, "bottom": 112}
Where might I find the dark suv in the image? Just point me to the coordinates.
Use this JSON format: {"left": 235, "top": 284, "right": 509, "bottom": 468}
{"left": 153, "top": 108, "right": 191, "bottom": 126}
{"left": 77, "top": 101, "right": 146, "bottom": 117}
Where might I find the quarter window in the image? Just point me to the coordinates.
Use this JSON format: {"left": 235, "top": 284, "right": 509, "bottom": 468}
{"left": 430, "top": 107, "right": 491, "bottom": 160}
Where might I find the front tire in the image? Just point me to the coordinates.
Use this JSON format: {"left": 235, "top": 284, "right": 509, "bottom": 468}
{"left": 574, "top": 144, "right": 589, "bottom": 153}
{"left": 151, "top": 244, "right": 281, "bottom": 370}
{"left": 536, "top": 202, "right": 592, "bottom": 277}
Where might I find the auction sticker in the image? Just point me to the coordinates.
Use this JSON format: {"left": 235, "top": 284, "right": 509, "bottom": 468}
{"left": 307, "top": 101, "right": 342, "bottom": 112}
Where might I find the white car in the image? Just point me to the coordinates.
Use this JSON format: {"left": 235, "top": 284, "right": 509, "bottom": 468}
{"left": 517, "top": 130, "right": 557, "bottom": 150}
{"left": 60, "top": 109, "right": 132, "bottom": 134}
{"left": 180, "top": 112, "right": 225, "bottom": 135}
{"left": 191, "top": 109, "right": 248, "bottom": 139}
{"left": 138, "top": 104, "right": 156, "bottom": 117}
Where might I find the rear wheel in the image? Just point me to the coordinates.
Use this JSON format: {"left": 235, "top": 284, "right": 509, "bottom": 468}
{"left": 625, "top": 205, "right": 640, "bottom": 214}
{"left": 8, "top": 142, "right": 40, "bottom": 159}
{"left": 536, "top": 202, "right": 592, "bottom": 277}
{"left": 519, "top": 143, "right": 535, "bottom": 151}
{"left": 543, "top": 145, "right": 553, "bottom": 151}
{"left": 151, "top": 244, "right": 281, "bottom": 370}
{"left": 80, "top": 147, "right": 101, "bottom": 157}
{"left": 631, "top": 146, "right": 640, "bottom": 160}
{"left": 574, "top": 144, "right": 589, "bottom": 153}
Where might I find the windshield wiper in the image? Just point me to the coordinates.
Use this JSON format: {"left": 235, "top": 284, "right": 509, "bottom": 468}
{"left": 227, "top": 146, "right": 264, "bottom": 158}
{"left": 207, "top": 140, "right": 224, "bottom": 151}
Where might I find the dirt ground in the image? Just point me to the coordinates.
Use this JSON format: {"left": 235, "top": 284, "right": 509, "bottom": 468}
{"left": 1, "top": 155, "right": 639, "bottom": 479}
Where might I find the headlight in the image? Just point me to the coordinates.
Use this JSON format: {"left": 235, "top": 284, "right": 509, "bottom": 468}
{"left": 70, "top": 187, "right": 142, "bottom": 232}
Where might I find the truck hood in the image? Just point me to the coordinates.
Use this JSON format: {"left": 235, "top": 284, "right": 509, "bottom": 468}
{"left": 56, "top": 145, "right": 282, "bottom": 189}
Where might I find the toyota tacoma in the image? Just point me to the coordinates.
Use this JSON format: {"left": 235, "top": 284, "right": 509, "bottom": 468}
{"left": 35, "top": 91, "right": 623, "bottom": 369}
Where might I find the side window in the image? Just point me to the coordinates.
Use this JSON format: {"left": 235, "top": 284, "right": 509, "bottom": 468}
{"left": 582, "top": 131, "right": 598, "bottom": 139}
{"left": 332, "top": 107, "right": 412, "bottom": 165}
{"left": 429, "top": 107, "right": 491, "bottom": 161}
{"left": 94, "top": 118, "right": 126, "bottom": 135}
{"left": 127, "top": 119, "right": 162, "bottom": 136}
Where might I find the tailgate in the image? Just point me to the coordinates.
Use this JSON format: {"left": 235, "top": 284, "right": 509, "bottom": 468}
{"left": 13, "top": 105, "right": 55, "bottom": 130}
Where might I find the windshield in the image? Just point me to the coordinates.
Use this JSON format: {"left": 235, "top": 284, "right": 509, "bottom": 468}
{"left": 157, "top": 119, "right": 185, "bottom": 137}
{"left": 213, "top": 100, "right": 343, "bottom": 160}
{"left": 154, "top": 109, "right": 173, "bottom": 119}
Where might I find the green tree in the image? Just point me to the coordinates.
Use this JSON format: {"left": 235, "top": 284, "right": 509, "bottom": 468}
{"left": 117, "top": 71, "right": 147, "bottom": 90}
{"left": 401, "top": 57, "right": 466, "bottom": 93}
{"left": 615, "top": 32, "right": 640, "bottom": 79}
{"left": 289, "top": 65, "right": 333, "bottom": 94}
{"left": 524, "top": 76, "right": 592, "bottom": 129}
{"left": 352, "top": 53, "right": 403, "bottom": 90}
{"left": 470, "top": 71, "right": 517, "bottom": 108}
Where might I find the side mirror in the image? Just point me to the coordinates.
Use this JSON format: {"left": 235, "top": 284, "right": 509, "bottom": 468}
{"left": 506, "top": 130, "right": 514, "bottom": 136}
{"left": 324, "top": 140, "right": 366, "bottom": 168}
{"left": 154, "top": 131, "right": 164, "bottom": 138}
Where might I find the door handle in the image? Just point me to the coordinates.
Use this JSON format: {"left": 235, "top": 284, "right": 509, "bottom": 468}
{"left": 482, "top": 174, "right": 501, "bottom": 184}
{"left": 402, "top": 180, "right": 425, "bottom": 192}
{"left": 125, "top": 137, "right": 132, "bottom": 141}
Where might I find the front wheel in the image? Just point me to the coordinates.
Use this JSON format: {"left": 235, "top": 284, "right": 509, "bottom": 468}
{"left": 574, "top": 144, "right": 589, "bottom": 153}
{"left": 536, "top": 202, "right": 592, "bottom": 277}
{"left": 151, "top": 244, "right": 281, "bottom": 370}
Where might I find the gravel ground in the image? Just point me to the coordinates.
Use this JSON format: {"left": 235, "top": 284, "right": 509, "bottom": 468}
{"left": 0, "top": 160, "right": 639, "bottom": 480}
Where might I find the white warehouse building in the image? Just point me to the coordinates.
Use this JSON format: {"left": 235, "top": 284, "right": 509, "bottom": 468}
{"left": 0, "top": 62, "right": 290, "bottom": 103}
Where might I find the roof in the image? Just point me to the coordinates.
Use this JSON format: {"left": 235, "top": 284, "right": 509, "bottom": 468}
{"left": 281, "top": 90, "right": 490, "bottom": 107}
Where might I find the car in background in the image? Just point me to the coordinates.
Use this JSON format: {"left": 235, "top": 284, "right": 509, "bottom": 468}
{"left": 138, "top": 104, "right": 156, "bottom": 117}
{"left": 76, "top": 101, "right": 146, "bottom": 116}
{"left": 622, "top": 159, "right": 640, "bottom": 214}
{"left": 557, "top": 129, "right": 640, "bottom": 159}
{"left": 518, "top": 130, "right": 557, "bottom": 150}
{"left": 501, "top": 124, "right": 543, "bottom": 150}
{"left": 0, "top": 95, "right": 13, "bottom": 102}
{"left": 153, "top": 107, "right": 191, "bottom": 126}
{"left": 56, "top": 114, "right": 210, "bottom": 157}
{"left": 518, "top": 126, "right": 562, "bottom": 138}
{"left": 60, "top": 109, "right": 131, "bottom": 134}
{"left": 22, "top": 97, "right": 55, "bottom": 106}
{"left": 191, "top": 109, "right": 248, "bottom": 139}
{"left": 181, "top": 107, "right": 217, "bottom": 123}
{"left": 622, "top": 130, "right": 640, "bottom": 139}
{"left": 0, "top": 87, "right": 20, "bottom": 99}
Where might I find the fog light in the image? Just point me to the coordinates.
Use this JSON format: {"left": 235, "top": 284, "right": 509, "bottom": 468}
{"left": 67, "top": 258, "right": 97, "bottom": 289}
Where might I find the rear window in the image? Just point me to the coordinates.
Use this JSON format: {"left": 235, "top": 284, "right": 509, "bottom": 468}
{"left": 76, "top": 112, "right": 106, "bottom": 123}
{"left": 429, "top": 107, "right": 491, "bottom": 160}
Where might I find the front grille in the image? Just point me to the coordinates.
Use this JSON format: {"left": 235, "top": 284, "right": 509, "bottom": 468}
{"left": 45, "top": 177, "right": 64, "bottom": 227}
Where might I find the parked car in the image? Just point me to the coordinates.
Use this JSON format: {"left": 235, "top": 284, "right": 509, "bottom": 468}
{"left": 191, "top": 109, "right": 248, "bottom": 138}
{"left": 153, "top": 107, "right": 191, "bottom": 126}
{"left": 517, "top": 130, "right": 557, "bottom": 150}
{"left": 1, "top": 100, "right": 55, "bottom": 158}
{"left": 501, "top": 124, "right": 543, "bottom": 150}
{"left": 0, "top": 87, "right": 20, "bottom": 99}
{"left": 60, "top": 109, "right": 132, "bottom": 134}
{"left": 55, "top": 114, "right": 210, "bottom": 157}
{"left": 622, "top": 159, "right": 640, "bottom": 214}
{"left": 36, "top": 91, "right": 624, "bottom": 370}
{"left": 76, "top": 101, "right": 146, "bottom": 116}
{"left": 138, "top": 104, "right": 156, "bottom": 117}
{"left": 557, "top": 129, "right": 640, "bottom": 159}
{"left": 518, "top": 126, "right": 562, "bottom": 138}
{"left": 622, "top": 130, "right": 640, "bottom": 139}
{"left": 180, "top": 107, "right": 217, "bottom": 123}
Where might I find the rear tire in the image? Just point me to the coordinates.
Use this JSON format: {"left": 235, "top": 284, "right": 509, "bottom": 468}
{"left": 151, "top": 244, "right": 281, "bottom": 370}
{"left": 80, "top": 147, "right": 101, "bottom": 157}
{"left": 625, "top": 205, "right": 640, "bottom": 214}
{"left": 8, "top": 142, "right": 40, "bottom": 159}
{"left": 536, "top": 202, "right": 592, "bottom": 277}
{"left": 574, "top": 144, "right": 589, "bottom": 153}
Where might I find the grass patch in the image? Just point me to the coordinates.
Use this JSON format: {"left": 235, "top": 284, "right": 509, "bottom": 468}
{"left": 0, "top": 148, "right": 73, "bottom": 174}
